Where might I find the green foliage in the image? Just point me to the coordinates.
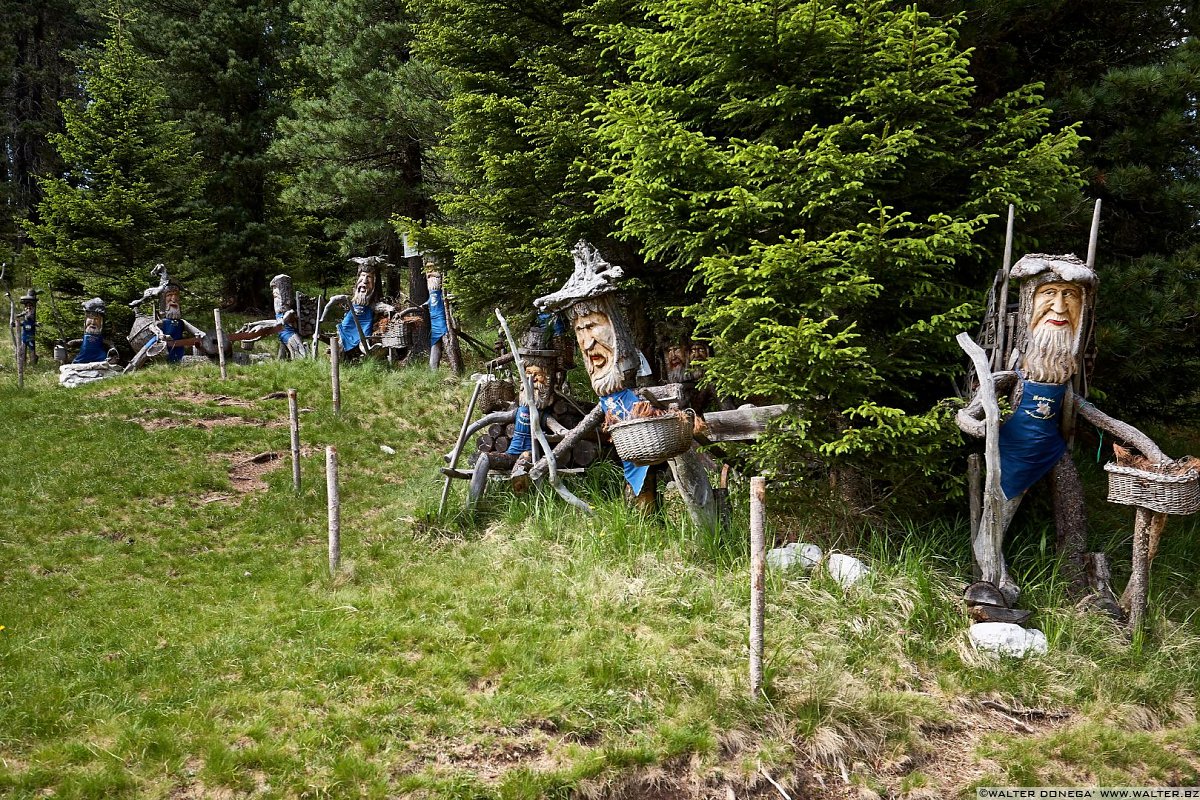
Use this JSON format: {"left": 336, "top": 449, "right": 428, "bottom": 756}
{"left": 24, "top": 15, "right": 210, "bottom": 304}
{"left": 591, "top": 0, "right": 1082, "bottom": 491}
{"left": 273, "top": 0, "right": 440, "bottom": 271}
{"left": 127, "top": 0, "right": 305, "bottom": 305}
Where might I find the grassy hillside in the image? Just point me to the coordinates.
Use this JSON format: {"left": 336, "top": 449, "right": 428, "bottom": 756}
{"left": 2, "top": 349, "right": 1199, "bottom": 799}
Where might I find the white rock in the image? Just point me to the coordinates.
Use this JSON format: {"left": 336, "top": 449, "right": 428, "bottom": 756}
{"left": 766, "top": 547, "right": 799, "bottom": 571}
{"left": 380, "top": 444, "right": 396, "bottom": 455}
{"left": 796, "top": 543, "right": 823, "bottom": 570}
{"left": 826, "top": 553, "right": 869, "bottom": 588}
{"left": 968, "top": 622, "right": 1048, "bottom": 658}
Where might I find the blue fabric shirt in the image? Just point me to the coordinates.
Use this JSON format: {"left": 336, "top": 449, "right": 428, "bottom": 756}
{"left": 158, "top": 317, "right": 186, "bottom": 363}
{"left": 601, "top": 388, "right": 651, "bottom": 495}
{"left": 337, "top": 305, "right": 374, "bottom": 352}
{"left": 277, "top": 312, "right": 302, "bottom": 349}
{"left": 74, "top": 333, "right": 108, "bottom": 363}
{"left": 429, "top": 288, "right": 447, "bottom": 345}
{"left": 997, "top": 377, "right": 1069, "bottom": 500}
{"left": 20, "top": 318, "right": 35, "bottom": 347}
{"left": 506, "top": 406, "right": 533, "bottom": 455}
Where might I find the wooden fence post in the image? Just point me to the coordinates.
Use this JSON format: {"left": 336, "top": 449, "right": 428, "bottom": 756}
{"left": 213, "top": 309, "right": 228, "bottom": 380}
{"left": 749, "top": 475, "right": 767, "bottom": 700}
{"left": 326, "top": 445, "right": 340, "bottom": 575}
{"left": 288, "top": 388, "right": 301, "bottom": 492}
{"left": 16, "top": 337, "right": 24, "bottom": 389}
{"left": 330, "top": 341, "right": 341, "bottom": 416}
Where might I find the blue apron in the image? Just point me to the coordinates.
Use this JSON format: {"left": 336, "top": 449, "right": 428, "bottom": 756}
{"left": 337, "top": 305, "right": 374, "bottom": 352}
{"left": 998, "top": 377, "right": 1068, "bottom": 500}
{"left": 602, "top": 388, "right": 651, "bottom": 495}
{"left": 159, "top": 318, "right": 186, "bottom": 363}
{"left": 74, "top": 333, "right": 108, "bottom": 363}
{"left": 507, "top": 406, "right": 533, "bottom": 455}
{"left": 20, "top": 318, "right": 35, "bottom": 348}
{"left": 277, "top": 312, "right": 302, "bottom": 350}
{"left": 429, "top": 288, "right": 447, "bottom": 345}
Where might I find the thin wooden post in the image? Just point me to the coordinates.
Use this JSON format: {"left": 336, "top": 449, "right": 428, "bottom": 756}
{"left": 749, "top": 476, "right": 767, "bottom": 700}
{"left": 326, "top": 446, "right": 341, "bottom": 575}
{"left": 967, "top": 453, "right": 983, "bottom": 539}
{"left": 288, "top": 388, "right": 301, "bottom": 492}
{"left": 16, "top": 337, "right": 24, "bottom": 389}
{"left": 993, "top": 204, "right": 1016, "bottom": 371}
{"left": 330, "top": 341, "right": 341, "bottom": 415}
{"left": 213, "top": 308, "right": 228, "bottom": 380}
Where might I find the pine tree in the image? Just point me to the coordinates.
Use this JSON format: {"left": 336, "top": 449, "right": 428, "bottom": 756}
{"left": 25, "top": 13, "right": 210, "bottom": 315}
{"left": 592, "top": 0, "right": 1083, "bottom": 489}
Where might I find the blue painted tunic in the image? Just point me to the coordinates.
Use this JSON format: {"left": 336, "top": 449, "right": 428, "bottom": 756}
{"left": 601, "top": 387, "right": 651, "bottom": 495}
{"left": 337, "top": 305, "right": 374, "bottom": 352}
{"left": 997, "top": 377, "right": 1068, "bottom": 500}
{"left": 277, "top": 312, "right": 302, "bottom": 350}
{"left": 20, "top": 318, "right": 35, "bottom": 348}
{"left": 73, "top": 333, "right": 108, "bottom": 363}
{"left": 429, "top": 288, "right": 447, "bottom": 345}
{"left": 506, "top": 406, "right": 533, "bottom": 455}
{"left": 159, "top": 318, "right": 185, "bottom": 363}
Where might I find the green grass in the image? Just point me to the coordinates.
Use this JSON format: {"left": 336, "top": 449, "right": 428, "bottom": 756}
{"left": 2, "top": 349, "right": 1200, "bottom": 798}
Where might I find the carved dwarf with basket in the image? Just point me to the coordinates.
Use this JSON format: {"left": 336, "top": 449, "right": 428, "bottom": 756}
{"left": 957, "top": 216, "right": 1197, "bottom": 629}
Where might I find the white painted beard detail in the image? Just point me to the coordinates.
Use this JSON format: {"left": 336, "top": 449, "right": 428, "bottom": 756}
{"left": 1023, "top": 324, "right": 1077, "bottom": 384}
{"left": 164, "top": 307, "right": 182, "bottom": 320}
{"left": 590, "top": 365, "right": 627, "bottom": 397}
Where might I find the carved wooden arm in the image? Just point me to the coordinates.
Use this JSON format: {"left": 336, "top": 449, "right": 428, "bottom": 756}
{"left": 956, "top": 371, "right": 1018, "bottom": 439}
{"left": 529, "top": 403, "right": 604, "bottom": 481}
{"left": 1074, "top": 398, "right": 1167, "bottom": 465}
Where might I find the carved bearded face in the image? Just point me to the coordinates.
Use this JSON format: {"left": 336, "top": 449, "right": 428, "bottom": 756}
{"left": 687, "top": 342, "right": 710, "bottom": 381}
{"left": 352, "top": 270, "right": 375, "bottom": 306}
{"left": 521, "top": 362, "right": 553, "bottom": 409}
{"left": 427, "top": 272, "right": 442, "bottom": 291}
{"left": 21, "top": 301, "right": 36, "bottom": 321}
{"left": 573, "top": 309, "right": 619, "bottom": 395}
{"left": 84, "top": 313, "right": 103, "bottom": 335}
{"left": 664, "top": 344, "right": 688, "bottom": 383}
{"left": 163, "top": 287, "right": 182, "bottom": 320}
{"left": 1023, "top": 281, "right": 1085, "bottom": 384}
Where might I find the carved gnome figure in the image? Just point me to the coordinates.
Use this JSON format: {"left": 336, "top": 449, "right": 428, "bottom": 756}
{"left": 958, "top": 253, "right": 1167, "bottom": 612}
{"left": 270, "top": 274, "right": 307, "bottom": 359}
{"left": 322, "top": 256, "right": 395, "bottom": 356}
{"left": 73, "top": 297, "right": 113, "bottom": 363}
{"left": 18, "top": 289, "right": 37, "bottom": 366}
{"left": 426, "top": 268, "right": 448, "bottom": 369}
{"left": 470, "top": 348, "right": 558, "bottom": 492}
{"left": 535, "top": 241, "right": 653, "bottom": 504}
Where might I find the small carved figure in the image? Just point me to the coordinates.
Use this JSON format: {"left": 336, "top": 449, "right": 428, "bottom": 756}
{"left": 270, "top": 274, "right": 307, "bottom": 359}
{"left": 958, "top": 253, "right": 1169, "bottom": 611}
{"left": 320, "top": 256, "right": 397, "bottom": 357}
{"left": 59, "top": 297, "right": 121, "bottom": 387}
{"left": 17, "top": 290, "right": 37, "bottom": 366}
{"left": 127, "top": 266, "right": 207, "bottom": 370}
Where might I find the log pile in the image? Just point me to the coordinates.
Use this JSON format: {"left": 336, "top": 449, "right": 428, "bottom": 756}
{"left": 468, "top": 397, "right": 607, "bottom": 469}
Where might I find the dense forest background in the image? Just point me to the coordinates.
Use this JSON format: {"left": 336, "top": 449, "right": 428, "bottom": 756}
{"left": 2, "top": 0, "right": 1197, "bottom": 510}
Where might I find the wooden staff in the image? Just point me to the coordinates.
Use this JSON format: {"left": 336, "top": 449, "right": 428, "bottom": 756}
{"left": 439, "top": 378, "right": 485, "bottom": 514}
{"left": 288, "top": 388, "right": 301, "bottom": 492}
{"left": 993, "top": 203, "right": 1015, "bottom": 371}
{"left": 213, "top": 308, "right": 228, "bottom": 380}
{"left": 957, "top": 333, "right": 1005, "bottom": 587}
{"left": 326, "top": 446, "right": 340, "bottom": 575}
{"left": 16, "top": 336, "right": 24, "bottom": 389}
{"left": 749, "top": 476, "right": 766, "bottom": 699}
{"left": 330, "top": 340, "right": 341, "bottom": 415}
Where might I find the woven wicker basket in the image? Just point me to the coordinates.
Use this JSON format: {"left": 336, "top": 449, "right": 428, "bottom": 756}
{"left": 380, "top": 316, "right": 412, "bottom": 349}
{"left": 1104, "top": 462, "right": 1200, "bottom": 515}
{"left": 607, "top": 409, "right": 695, "bottom": 466}
{"left": 477, "top": 376, "right": 517, "bottom": 412}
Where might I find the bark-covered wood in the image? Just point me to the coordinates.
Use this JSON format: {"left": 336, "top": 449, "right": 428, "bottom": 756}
{"left": 214, "top": 308, "right": 228, "bottom": 380}
{"left": 571, "top": 438, "right": 597, "bottom": 467}
{"left": 529, "top": 404, "right": 604, "bottom": 481}
{"left": 1121, "top": 509, "right": 1168, "bottom": 624}
{"left": 749, "top": 476, "right": 766, "bottom": 700}
{"left": 288, "top": 389, "right": 301, "bottom": 492}
{"left": 1048, "top": 453, "right": 1088, "bottom": 596}
{"left": 330, "top": 340, "right": 341, "bottom": 415}
{"left": 1075, "top": 399, "right": 1167, "bottom": 464}
{"left": 326, "top": 446, "right": 341, "bottom": 575}
{"left": 695, "top": 404, "right": 788, "bottom": 444}
{"left": 668, "top": 449, "right": 720, "bottom": 530}
{"left": 967, "top": 453, "right": 982, "bottom": 540}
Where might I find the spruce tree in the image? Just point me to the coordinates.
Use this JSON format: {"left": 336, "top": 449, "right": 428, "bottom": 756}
{"left": 592, "top": 0, "right": 1083, "bottom": 489}
{"left": 25, "top": 14, "right": 209, "bottom": 312}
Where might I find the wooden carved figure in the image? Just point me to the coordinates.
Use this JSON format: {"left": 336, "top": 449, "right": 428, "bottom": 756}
{"left": 958, "top": 253, "right": 1168, "bottom": 614}
{"left": 467, "top": 350, "right": 557, "bottom": 497}
{"left": 320, "top": 256, "right": 397, "bottom": 357}
{"left": 59, "top": 297, "right": 122, "bottom": 387}
{"left": 270, "top": 274, "right": 307, "bottom": 359}
{"left": 18, "top": 290, "right": 37, "bottom": 366}
{"left": 127, "top": 265, "right": 207, "bottom": 370}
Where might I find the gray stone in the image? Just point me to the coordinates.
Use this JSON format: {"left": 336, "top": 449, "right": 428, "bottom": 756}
{"left": 826, "top": 552, "right": 869, "bottom": 588}
{"left": 968, "top": 622, "right": 1048, "bottom": 657}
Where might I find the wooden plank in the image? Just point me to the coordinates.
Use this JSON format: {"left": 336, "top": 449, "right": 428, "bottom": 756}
{"left": 695, "top": 405, "right": 788, "bottom": 444}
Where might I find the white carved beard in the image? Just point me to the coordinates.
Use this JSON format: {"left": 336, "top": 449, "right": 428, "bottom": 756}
{"left": 164, "top": 306, "right": 182, "bottom": 320}
{"left": 520, "top": 381, "right": 552, "bottom": 409}
{"left": 591, "top": 364, "right": 627, "bottom": 397}
{"left": 1023, "top": 324, "right": 1077, "bottom": 383}
{"left": 665, "top": 365, "right": 688, "bottom": 383}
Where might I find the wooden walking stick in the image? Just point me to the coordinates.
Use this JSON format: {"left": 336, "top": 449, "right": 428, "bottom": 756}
{"left": 957, "top": 333, "right": 1006, "bottom": 588}
{"left": 439, "top": 378, "right": 484, "bottom": 514}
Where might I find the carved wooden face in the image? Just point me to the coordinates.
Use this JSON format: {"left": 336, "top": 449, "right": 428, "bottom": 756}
{"left": 163, "top": 287, "right": 182, "bottom": 319}
{"left": 427, "top": 272, "right": 442, "bottom": 291}
{"left": 573, "top": 309, "right": 616, "bottom": 394}
{"left": 21, "top": 301, "right": 36, "bottom": 320}
{"left": 1030, "top": 282, "right": 1083, "bottom": 336}
{"left": 521, "top": 362, "right": 552, "bottom": 408}
{"left": 352, "top": 270, "right": 375, "bottom": 305}
{"left": 664, "top": 344, "right": 688, "bottom": 382}
{"left": 84, "top": 313, "right": 104, "bottom": 335}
